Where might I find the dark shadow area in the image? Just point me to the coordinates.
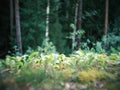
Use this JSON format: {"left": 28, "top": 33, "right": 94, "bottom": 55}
{"left": 0, "top": 0, "right": 10, "bottom": 58}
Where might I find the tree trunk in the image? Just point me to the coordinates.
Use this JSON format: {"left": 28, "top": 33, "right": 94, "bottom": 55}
{"left": 104, "top": 0, "right": 109, "bottom": 49}
{"left": 45, "top": 0, "right": 50, "bottom": 40}
{"left": 10, "top": 0, "right": 14, "bottom": 36}
{"left": 72, "top": 3, "right": 78, "bottom": 51}
{"left": 105, "top": 0, "right": 109, "bottom": 37}
{"left": 76, "top": 0, "right": 82, "bottom": 30}
{"left": 15, "top": 0, "right": 22, "bottom": 54}
{"left": 75, "top": 0, "right": 83, "bottom": 50}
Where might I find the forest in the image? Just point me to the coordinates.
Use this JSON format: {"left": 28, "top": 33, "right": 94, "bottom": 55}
{"left": 0, "top": 0, "right": 120, "bottom": 90}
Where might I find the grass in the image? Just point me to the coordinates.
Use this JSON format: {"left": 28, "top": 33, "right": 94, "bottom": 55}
{"left": 0, "top": 50, "right": 120, "bottom": 90}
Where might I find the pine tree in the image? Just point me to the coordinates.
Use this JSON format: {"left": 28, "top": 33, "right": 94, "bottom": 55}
{"left": 15, "top": 0, "right": 22, "bottom": 54}
{"left": 104, "top": 0, "right": 109, "bottom": 49}
{"left": 10, "top": 0, "right": 14, "bottom": 37}
{"left": 75, "top": 0, "right": 83, "bottom": 50}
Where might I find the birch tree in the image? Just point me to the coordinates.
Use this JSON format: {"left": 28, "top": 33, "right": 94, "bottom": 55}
{"left": 46, "top": 0, "right": 50, "bottom": 40}
{"left": 72, "top": 3, "right": 78, "bottom": 51}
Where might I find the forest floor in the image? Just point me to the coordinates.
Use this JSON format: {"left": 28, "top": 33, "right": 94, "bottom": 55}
{"left": 104, "top": 64, "right": 120, "bottom": 90}
{"left": 0, "top": 51, "right": 120, "bottom": 90}
{"left": 0, "top": 63, "right": 120, "bottom": 90}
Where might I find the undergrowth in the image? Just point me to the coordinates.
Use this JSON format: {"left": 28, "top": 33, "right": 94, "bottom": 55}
{"left": 0, "top": 49, "right": 120, "bottom": 90}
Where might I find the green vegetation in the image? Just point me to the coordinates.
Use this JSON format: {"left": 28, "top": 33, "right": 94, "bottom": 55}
{"left": 0, "top": 48, "right": 120, "bottom": 90}
{"left": 0, "top": 0, "right": 120, "bottom": 90}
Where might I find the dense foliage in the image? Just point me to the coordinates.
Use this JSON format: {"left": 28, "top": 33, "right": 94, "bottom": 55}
{"left": 18, "top": 0, "right": 120, "bottom": 53}
{"left": 0, "top": 0, "right": 120, "bottom": 90}
{"left": 0, "top": 49, "right": 120, "bottom": 90}
{"left": 1, "top": 0, "right": 120, "bottom": 55}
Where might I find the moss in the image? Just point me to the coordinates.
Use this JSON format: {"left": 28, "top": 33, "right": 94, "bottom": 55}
{"left": 78, "top": 69, "right": 114, "bottom": 83}
{"left": 61, "top": 68, "right": 74, "bottom": 81}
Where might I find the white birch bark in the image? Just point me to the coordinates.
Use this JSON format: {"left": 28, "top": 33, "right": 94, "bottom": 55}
{"left": 46, "top": 0, "right": 50, "bottom": 40}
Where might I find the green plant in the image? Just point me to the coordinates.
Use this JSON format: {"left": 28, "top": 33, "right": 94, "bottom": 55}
{"left": 70, "top": 50, "right": 108, "bottom": 70}
{"left": 0, "top": 60, "right": 3, "bottom": 68}
{"left": 102, "top": 34, "right": 120, "bottom": 53}
{"left": 15, "top": 68, "right": 47, "bottom": 87}
{"left": 95, "top": 41, "right": 105, "bottom": 53}
{"left": 1, "top": 47, "right": 120, "bottom": 90}
{"left": 38, "top": 39, "right": 56, "bottom": 55}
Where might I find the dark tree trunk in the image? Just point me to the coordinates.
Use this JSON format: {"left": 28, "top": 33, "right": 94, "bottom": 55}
{"left": 75, "top": 0, "right": 83, "bottom": 50}
{"left": 76, "top": 0, "right": 82, "bottom": 30}
{"left": 104, "top": 0, "right": 109, "bottom": 49}
{"left": 15, "top": 0, "right": 22, "bottom": 54}
{"left": 105, "top": 0, "right": 109, "bottom": 37}
{"left": 10, "top": 0, "right": 14, "bottom": 36}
